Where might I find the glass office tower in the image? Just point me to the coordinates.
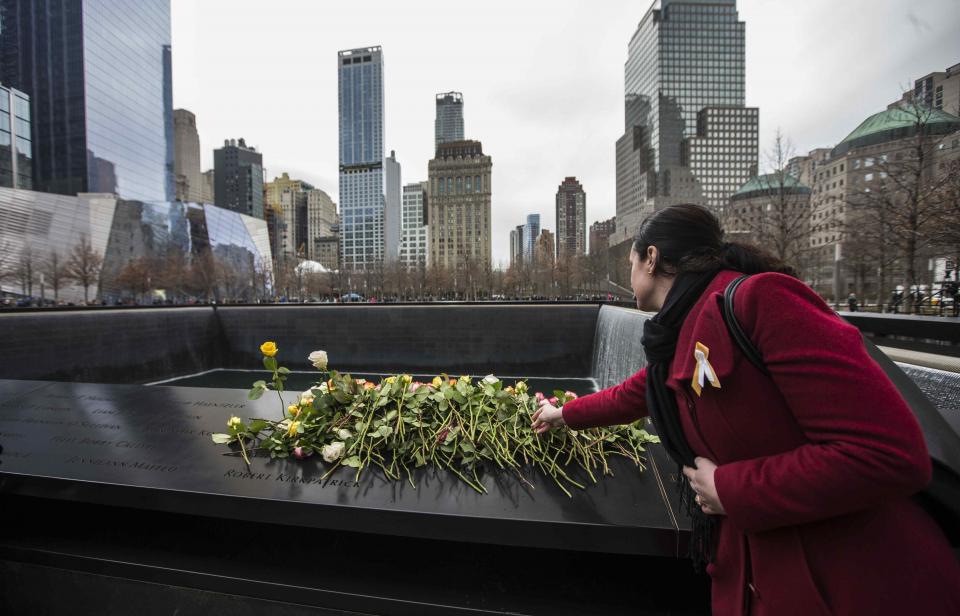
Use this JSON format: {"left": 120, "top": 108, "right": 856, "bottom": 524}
{"left": 0, "top": 84, "right": 31, "bottom": 189}
{"left": 0, "top": 0, "right": 173, "bottom": 201}
{"left": 338, "top": 46, "right": 385, "bottom": 270}
{"left": 617, "top": 0, "right": 755, "bottom": 226}
{"left": 435, "top": 92, "right": 464, "bottom": 149}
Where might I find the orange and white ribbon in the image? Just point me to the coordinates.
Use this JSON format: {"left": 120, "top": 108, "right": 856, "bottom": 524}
{"left": 691, "top": 341, "right": 721, "bottom": 397}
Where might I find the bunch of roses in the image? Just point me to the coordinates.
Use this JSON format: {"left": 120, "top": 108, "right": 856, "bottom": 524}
{"left": 212, "top": 342, "right": 660, "bottom": 496}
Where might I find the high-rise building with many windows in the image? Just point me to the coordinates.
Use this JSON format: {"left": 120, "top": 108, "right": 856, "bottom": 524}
{"left": 338, "top": 46, "right": 385, "bottom": 270}
{"left": 615, "top": 0, "right": 757, "bottom": 240}
{"left": 400, "top": 182, "right": 429, "bottom": 269}
{"left": 523, "top": 213, "right": 540, "bottom": 264}
{"left": 0, "top": 0, "right": 173, "bottom": 201}
{"left": 174, "top": 109, "right": 202, "bottom": 202}
{"left": 555, "top": 176, "right": 586, "bottom": 259}
{"left": 427, "top": 140, "right": 492, "bottom": 270}
{"left": 0, "top": 84, "right": 31, "bottom": 189}
{"left": 214, "top": 138, "right": 264, "bottom": 219}
{"left": 384, "top": 150, "right": 401, "bottom": 262}
{"left": 435, "top": 92, "right": 464, "bottom": 150}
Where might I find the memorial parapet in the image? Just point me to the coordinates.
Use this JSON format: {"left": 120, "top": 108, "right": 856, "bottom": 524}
{"left": 0, "top": 380, "right": 684, "bottom": 557}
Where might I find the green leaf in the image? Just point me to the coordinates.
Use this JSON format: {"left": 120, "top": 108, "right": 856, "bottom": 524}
{"left": 247, "top": 387, "right": 264, "bottom": 400}
{"left": 385, "top": 410, "right": 398, "bottom": 421}
{"left": 252, "top": 380, "right": 267, "bottom": 389}
{"left": 249, "top": 419, "right": 267, "bottom": 433}
{"left": 211, "top": 433, "right": 233, "bottom": 444}
{"left": 377, "top": 425, "right": 393, "bottom": 438}
{"left": 341, "top": 456, "right": 362, "bottom": 468}
{"left": 277, "top": 366, "right": 290, "bottom": 374}
{"left": 263, "top": 356, "right": 277, "bottom": 371}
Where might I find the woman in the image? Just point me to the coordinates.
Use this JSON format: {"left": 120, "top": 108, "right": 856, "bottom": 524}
{"left": 531, "top": 204, "right": 960, "bottom": 615}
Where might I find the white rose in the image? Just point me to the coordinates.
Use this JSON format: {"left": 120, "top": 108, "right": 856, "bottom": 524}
{"left": 321, "top": 441, "right": 345, "bottom": 463}
{"left": 308, "top": 350, "right": 328, "bottom": 370}
{"left": 300, "top": 390, "right": 316, "bottom": 405}
{"left": 317, "top": 382, "right": 329, "bottom": 393}
{"left": 483, "top": 374, "right": 498, "bottom": 385}
{"left": 337, "top": 429, "right": 352, "bottom": 440}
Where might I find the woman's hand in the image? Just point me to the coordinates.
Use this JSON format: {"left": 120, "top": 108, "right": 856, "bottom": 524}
{"left": 682, "top": 457, "right": 726, "bottom": 516}
{"left": 531, "top": 399, "right": 566, "bottom": 434}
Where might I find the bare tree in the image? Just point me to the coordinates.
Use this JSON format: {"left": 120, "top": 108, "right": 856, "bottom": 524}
{"left": 13, "top": 246, "right": 38, "bottom": 298}
{"left": 189, "top": 250, "right": 223, "bottom": 303}
{"left": 42, "top": 250, "right": 72, "bottom": 304}
{"left": 724, "top": 129, "right": 815, "bottom": 276}
{"left": 115, "top": 258, "right": 153, "bottom": 303}
{"left": 65, "top": 236, "right": 104, "bottom": 304}
{"left": 845, "top": 100, "right": 954, "bottom": 311}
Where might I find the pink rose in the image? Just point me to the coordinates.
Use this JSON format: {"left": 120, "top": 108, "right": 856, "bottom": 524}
{"left": 548, "top": 396, "right": 558, "bottom": 406}
{"left": 293, "top": 446, "right": 311, "bottom": 460}
{"left": 565, "top": 391, "right": 578, "bottom": 399}
{"left": 535, "top": 392, "right": 545, "bottom": 402}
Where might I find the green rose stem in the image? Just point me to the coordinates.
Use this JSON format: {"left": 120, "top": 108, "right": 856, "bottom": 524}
{"left": 228, "top": 370, "right": 659, "bottom": 495}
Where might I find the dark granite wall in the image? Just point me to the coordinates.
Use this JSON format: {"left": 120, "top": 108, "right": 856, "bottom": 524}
{"left": 0, "top": 304, "right": 600, "bottom": 382}
{"left": 0, "top": 308, "right": 221, "bottom": 383}
{"left": 215, "top": 304, "right": 599, "bottom": 377}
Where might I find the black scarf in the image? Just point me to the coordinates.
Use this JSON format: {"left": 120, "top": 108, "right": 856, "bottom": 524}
{"left": 642, "top": 269, "right": 720, "bottom": 571}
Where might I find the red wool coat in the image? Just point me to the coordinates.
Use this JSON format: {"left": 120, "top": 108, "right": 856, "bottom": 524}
{"left": 562, "top": 271, "right": 960, "bottom": 615}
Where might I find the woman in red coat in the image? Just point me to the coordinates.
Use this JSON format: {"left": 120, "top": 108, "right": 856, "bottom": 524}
{"left": 532, "top": 204, "right": 960, "bottom": 615}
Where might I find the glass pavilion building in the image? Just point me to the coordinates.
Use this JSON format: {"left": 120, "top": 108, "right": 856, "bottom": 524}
{"left": 0, "top": 0, "right": 174, "bottom": 201}
{"left": 338, "top": 46, "right": 385, "bottom": 270}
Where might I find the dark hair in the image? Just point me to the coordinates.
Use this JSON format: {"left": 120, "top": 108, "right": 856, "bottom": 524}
{"left": 632, "top": 203, "right": 797, "bottom": 278}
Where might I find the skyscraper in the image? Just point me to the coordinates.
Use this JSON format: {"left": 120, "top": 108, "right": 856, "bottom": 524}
{"left": 0, "top": 84, "right": 31, "bottom": 189}
{"left": 427, "top": 140, "right": 492, "bottom": 270}
{"left": 513, "top": 224, "right": 525, "bottom": 266}
{"left": 435, "top": 92, "right": 464, "bottom": 149}
{"left": 264, "top": 172, "right": 314, "bottom": 262}
{"left": 384, "top": 150, "right": 401, "bottom": 262}
{"left": 615, "top": 0, "right": 757, "bottom": 238}
{"left": 555, "top": 177, "right": 586, "bottom": 259}
{"left": 338, "top": 46, "right": 385, "bottom": 270}
{"left": 400, "top": 182, "right": 429, "bottom": 269}
{"left": 306, "top": 188, "right": 338, "bottom": 270}
{"left": 0, "top": 0, "right": 173, "bottom": 200}
{"left": 214, "top": 138, "right": 264, "bottom": 219}
{"left": 174, "top": 109, "right": 202, "bottom": 202}
{"left": 523, "top": 214, "right": 540, "bottom": 264}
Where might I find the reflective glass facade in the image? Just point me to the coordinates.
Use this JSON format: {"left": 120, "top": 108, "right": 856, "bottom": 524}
{"left": 338, "top": 46, "right": 384, "bottom": 269}
{"left": 0, "top": 0, "right": 173, "bottom": 201}
{"left": 620, "top": 0, "right": 748, "bottom": 215}
{"left": 435, "top": 92, "right": 464, "bottom": 149}
{"left": 0, "top": 187, "right": 272, "bottom": 303}
{"left": 0, "top": 85, "right": 31, "bottom": 189}
{"left": 626, "top": 0, "right": 745, "bottom": 170}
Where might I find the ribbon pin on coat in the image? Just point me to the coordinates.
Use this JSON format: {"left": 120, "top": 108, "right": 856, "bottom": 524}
{"left": 691, "top": 341, "right": 721, "bottom": 397}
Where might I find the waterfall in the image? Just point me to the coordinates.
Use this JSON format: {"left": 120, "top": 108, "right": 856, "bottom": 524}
{"left": 591, "top": 305, "right": 654, "bottom": 390}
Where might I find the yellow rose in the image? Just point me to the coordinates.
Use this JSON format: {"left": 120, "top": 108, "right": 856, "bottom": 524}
{"left": 260, "top": 341, "right": 278, "bottom": 357}
{"left": 287, "top": 421, "right": 301, "bottom": 437}
{"left": 288, "top": 404, "right": 300, "bottom": 417}
{"left": 385, "top": 376, "right": 397, "bottom": 384}
{"left": 431, "top": 376, "right": 443, "bottom": 387}
{"left": 401, "top": 374, "right": 412, "bottom": 384}
{"left": 227, "top": 416, "right": 242, "bottom": 429}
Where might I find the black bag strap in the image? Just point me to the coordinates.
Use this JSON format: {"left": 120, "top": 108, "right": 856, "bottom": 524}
{"left": 722, "top": 275, "right": 770, "bottom": 376}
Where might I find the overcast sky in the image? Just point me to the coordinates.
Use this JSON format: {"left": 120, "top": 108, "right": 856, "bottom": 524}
{"left": 171, "top": 0, "right": 960, "bottom": 268}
